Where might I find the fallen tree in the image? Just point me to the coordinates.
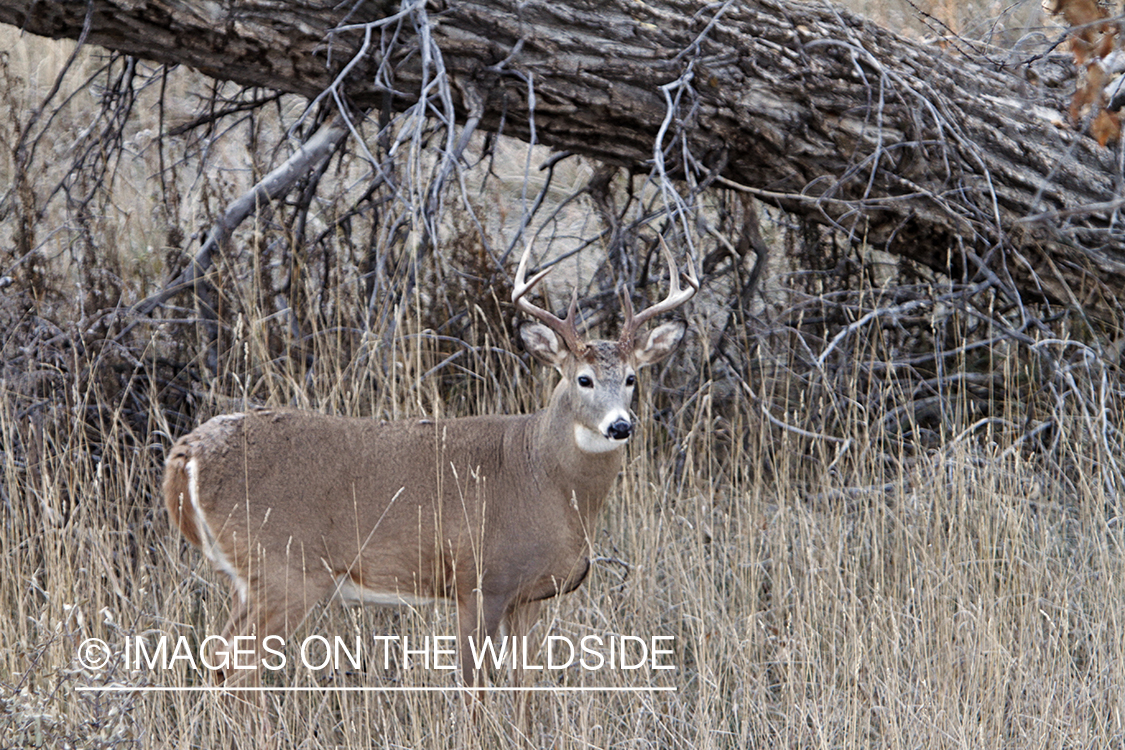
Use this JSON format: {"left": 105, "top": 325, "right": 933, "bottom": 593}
{"left": 1, "top": 0, "right": 1123, "bottom": 319}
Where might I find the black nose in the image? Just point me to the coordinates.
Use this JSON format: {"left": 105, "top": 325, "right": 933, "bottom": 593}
{"left": 607, "top": 419, "right": 633, "bottom": 441}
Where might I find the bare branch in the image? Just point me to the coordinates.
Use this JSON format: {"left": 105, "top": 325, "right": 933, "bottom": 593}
{"left": 116, "top": 114, "right": 350, "bottom": 340}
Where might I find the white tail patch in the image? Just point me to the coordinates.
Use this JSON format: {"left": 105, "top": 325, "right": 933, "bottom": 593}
{"left": 187, "top": 456, "right": 247, "bottom": 604}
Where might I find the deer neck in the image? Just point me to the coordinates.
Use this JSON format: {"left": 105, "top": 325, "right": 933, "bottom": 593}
{"left": 530, "top": 398, "right": 625, "bottom": 523}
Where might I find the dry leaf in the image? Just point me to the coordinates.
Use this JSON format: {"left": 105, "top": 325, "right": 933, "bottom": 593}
{"left": 1048, "top": 0, "right": 1122, "bottom": 146}
{"left": 1070, "top": 63, "right": 1107, "bottom": 122}
{"left": 1092, "top": 108, "right": 1122, "bottom": 146}
{"left": 1051, "top": 0, "right": 1112, "bottom": 64}
{"left": 1053, "top": 0, "right": 1106, "bottom": 27}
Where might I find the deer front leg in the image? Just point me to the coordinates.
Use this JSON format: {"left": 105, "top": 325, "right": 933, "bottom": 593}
{"left": 506, "top": 600, "right": 542, "bottom": 687}
{"left": 506, "top": 600, "right": 542, "bottom": 734}
{"left": 456, "top": 593, "right": 510, "bottom": 698}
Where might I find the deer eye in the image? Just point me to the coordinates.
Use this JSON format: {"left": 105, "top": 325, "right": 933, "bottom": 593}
{"left": 625, "top": 374, "right": 636, "bottom": 387}
{"left": 577, "top": 375, "right": 594, "bottom": 389}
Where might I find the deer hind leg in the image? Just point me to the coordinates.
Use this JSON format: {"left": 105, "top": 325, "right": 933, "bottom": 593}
{"left": 209, "top": 569, "right": 331, "bottom": 749}
{"left": 206, "top": 595, "right": 290, "bottom": 748}
{"left": 212, "top": 565, "right": 331, "bottom": 686}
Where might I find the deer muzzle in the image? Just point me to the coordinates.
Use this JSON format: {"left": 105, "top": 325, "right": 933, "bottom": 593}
{"left": 606, "top": 418, "right": 633, "bottom": 441}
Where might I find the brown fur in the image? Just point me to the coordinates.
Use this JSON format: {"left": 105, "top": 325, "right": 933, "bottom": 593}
{"left": 162, "top": 441, "right": 202, "bottom": 547}
{"left": 164, "top": 266, "right": 692, "bottom": 688}
{"left": 163, "top": 330, "right": 680, "bottom": 686}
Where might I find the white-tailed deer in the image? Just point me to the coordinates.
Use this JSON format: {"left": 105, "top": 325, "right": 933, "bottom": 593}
{"left": 163, "top": 242, "right": 697, "bottom": 688}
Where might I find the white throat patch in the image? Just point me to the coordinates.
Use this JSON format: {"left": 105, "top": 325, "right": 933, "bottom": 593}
{"left": 574, "top": 424, "right": 626, "bottom": 454}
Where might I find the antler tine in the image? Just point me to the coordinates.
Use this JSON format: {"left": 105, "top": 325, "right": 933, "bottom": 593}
{"left": 512, "top": 243, "right": 584, "bottom": 352}
{"left": 620, "top": 237, "right": 699, "bottom": 346}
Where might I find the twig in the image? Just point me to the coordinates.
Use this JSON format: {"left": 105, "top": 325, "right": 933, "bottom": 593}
{"left": 1017, "top": 196, "right": 1125, "bottom": 224}
{"left": 115, "top": 115, "right": 350, "bottom": 342}
{"left": 815, "top": 299, "right": 930, "bottom": 369}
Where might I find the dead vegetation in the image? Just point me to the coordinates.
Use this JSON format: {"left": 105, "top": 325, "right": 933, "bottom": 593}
{"left": 1, "top": 3, "right": 1125, "bottom": 747}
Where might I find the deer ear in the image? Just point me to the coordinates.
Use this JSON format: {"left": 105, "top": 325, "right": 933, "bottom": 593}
{"left": 519, "top": 322, "right": 569, "bottom": 368}
{"left": 634, "top": 321, "right": 686, "bottom": 367}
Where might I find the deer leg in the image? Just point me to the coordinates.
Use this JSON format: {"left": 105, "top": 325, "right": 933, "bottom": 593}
{"left": 212, "top": 584, "right": 324, "bottom": 748}
{"left": 456, "top": 594, "right": 483, "bottom": 694}
{"left": 456, "top": 593, "right": 511, "bottom": 697}
{"left": 212, "top": 561, "right": 330, "bottom": 685}
{"left": 506, "top": 600, "right": 542, "bottom": 737}
{"left": 506, "top": 600, "right": 541, "bottom": 686}
{"left": 216, "top": 600, "right": 306, "bottom": 685}
{"left": 211, "top": 599, "right": 279, "bottom": 747}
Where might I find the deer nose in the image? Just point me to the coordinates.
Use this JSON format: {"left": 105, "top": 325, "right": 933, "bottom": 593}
{"left": 606, "top": 419, "right": 633, "bottom": 441}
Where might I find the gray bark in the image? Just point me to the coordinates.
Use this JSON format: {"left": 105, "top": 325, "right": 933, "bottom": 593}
{"left": 2, "top": 0, "right": 1122, "bottom": 317}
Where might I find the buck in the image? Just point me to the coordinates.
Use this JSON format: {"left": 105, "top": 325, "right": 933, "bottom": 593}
{"left": 163, "top": 243, "right": 697, "bottom": 688}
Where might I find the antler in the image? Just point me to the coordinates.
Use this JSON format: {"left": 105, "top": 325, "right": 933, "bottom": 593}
{"left": 619, "top": 237, "right": 699, "bottom": 347}
{"left": 512, "top": 243, "right": 585, "bottom": 353}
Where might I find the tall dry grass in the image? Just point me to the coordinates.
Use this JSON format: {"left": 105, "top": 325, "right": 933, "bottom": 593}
{"left": 3, "top": 13, "right": 1125, "bottom": 750}
{"left": 4, "top": 293, "right": 1124, "bottom": 749}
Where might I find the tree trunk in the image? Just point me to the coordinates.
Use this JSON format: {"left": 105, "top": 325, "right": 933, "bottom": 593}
{"left": 3, "top": 0, "right": 1122, "bottom": 317}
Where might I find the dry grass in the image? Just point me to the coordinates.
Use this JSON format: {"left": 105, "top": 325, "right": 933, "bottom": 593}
{"left": 3, "top": 303, "right": 1124, "bottom": 749}
{"left": 3, "top": 13, "right": 1125, "bottom": 750}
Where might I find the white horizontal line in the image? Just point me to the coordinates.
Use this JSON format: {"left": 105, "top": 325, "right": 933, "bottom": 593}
{"left": 75, "top": 685, "right": 676, "bottom": 693}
